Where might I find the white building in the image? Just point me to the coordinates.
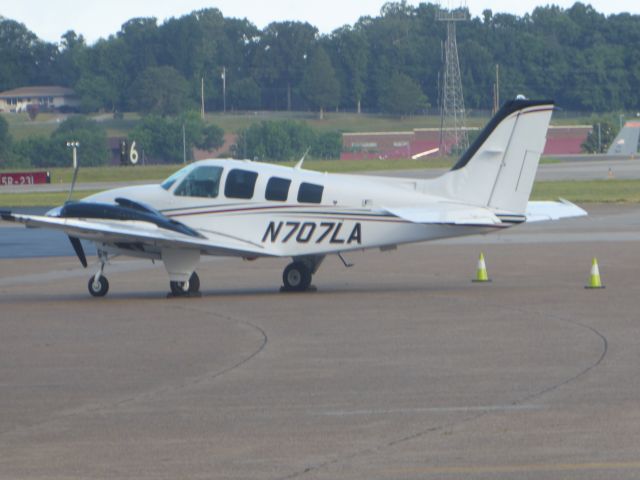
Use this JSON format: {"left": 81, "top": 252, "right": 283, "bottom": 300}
{"left": 0, "top": 86, "right": 80, "bottom": 113}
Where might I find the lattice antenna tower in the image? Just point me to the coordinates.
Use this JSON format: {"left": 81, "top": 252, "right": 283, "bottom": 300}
{"left": 437, "top": 1, "right": 469, "bottom": 155}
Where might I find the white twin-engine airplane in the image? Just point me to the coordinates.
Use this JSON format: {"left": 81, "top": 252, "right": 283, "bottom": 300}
{"left": 1, "top": 99, "right": 585, "bottom": 297}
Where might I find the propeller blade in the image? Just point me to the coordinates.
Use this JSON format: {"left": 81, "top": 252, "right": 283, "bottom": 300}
{"left": 68, "top": 236, "right": 87, "bottom": 268}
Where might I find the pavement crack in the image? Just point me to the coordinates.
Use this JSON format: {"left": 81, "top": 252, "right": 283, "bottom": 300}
{"left": 277, "top": 302, "right": 609, "bottom": 480}
{"left": 0, "top": 306, "right": 268, "bottom": 440}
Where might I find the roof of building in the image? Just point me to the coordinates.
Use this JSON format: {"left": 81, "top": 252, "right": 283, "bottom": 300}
{"left": 0, "top": 86, "right": 76, "bottom": 98}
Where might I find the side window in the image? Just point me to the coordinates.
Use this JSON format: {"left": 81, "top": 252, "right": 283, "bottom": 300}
{"left": 297, "top": 182, "right": 324, "bottom": 204}
{"left": 225, "top": 169, "right": 258, "bottom": 199}
{"left": 174, "top": 166, "right": 223, "bottom": 198}
{"left": 265, "top": 177, "right": 291, "bottom": 201}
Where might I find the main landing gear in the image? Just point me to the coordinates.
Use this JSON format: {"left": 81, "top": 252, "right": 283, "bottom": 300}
{"left": 281, "top": 256, "right": 324, "bottom": 292}
{"left": 168, "top": 272, "right": 201, "bottom": 297}
{"left": 282, "top": 262, "right": 312, "bottom": 292}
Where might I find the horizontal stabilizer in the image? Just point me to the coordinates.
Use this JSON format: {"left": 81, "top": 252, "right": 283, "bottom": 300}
{"left": 525, "top": 199, "right": 587, "bottom": 222}
{"left": 385, "top": 204, "right": 501, "bottom": 225}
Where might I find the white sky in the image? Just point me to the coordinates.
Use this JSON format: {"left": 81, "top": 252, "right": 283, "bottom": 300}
{"left": 2, "top": 0, "right": 639, "bottom": 45}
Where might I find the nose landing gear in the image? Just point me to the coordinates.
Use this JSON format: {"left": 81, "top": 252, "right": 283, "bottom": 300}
{"left": 88, "top": 251, "right": 109, "bottom": 297}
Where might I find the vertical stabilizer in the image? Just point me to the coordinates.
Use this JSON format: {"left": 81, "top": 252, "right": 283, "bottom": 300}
{"left": 427, "top": 99, "right": 554, "bottom": 214}
{"left": 607, "top": 122, "right": 640, "bottom": 155}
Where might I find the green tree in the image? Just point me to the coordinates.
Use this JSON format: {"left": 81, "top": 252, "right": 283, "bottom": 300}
{"left": 328, "top": 26, "right": 368, "bottom": 113}
{"left": 582, "top": 118, "right": 617, "bottom": 153}
{"left": 55, "top": 30, "right": 87, "bottom": 87}
{"left": 130, "top": 112, "right": 224, "bottom": 163}
{"left": 129, "top": 66, "right": 192, "bottom": 116}
{"left": 11, "top": 116, "right": 108, "bottom": 167}
{"left": 130, "top": 115, "right": 178, "bottom": 162}
{"left": 254, "top": 21, "right": 318, "bottom": 110}
{"left": 50, "top": 116, "right": 109, "bottom": 166}
{"left": 300, "top": 47, "right": 340, "bottom": 119}
{"left": 232, "top": 120, "right": 314, "bottom": 161}
{"left": 311, "top": 131, "right": 342, "bottom": 159}
{"left": 0, "top": 115, "right": 12, "bottom": 165}
{"left": 378, "top": 72, "right": 428, "bottom": 115}
{"left": 0, "top": 18, "right": 57, "bottom": 90}
{"left": 11, "top": 136, "right": 50, "bottom": 168}
{"left": 229, "top": 77, "right": 261, "bottom": 110}
{"left": 75, "top": 74, "right": 118, "bottom": 112}
{"left": 82, "top": 37, "right": 131, "bottom": 113}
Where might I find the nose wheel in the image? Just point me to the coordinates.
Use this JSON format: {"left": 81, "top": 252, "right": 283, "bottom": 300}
{"left": 88, "top": 275, "right": 109, "bottom": 297}
{"left": 88, "top": 252, "right": 109, "bottom": 297}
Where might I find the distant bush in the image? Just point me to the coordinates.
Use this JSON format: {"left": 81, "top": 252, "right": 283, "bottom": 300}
{"left": 581, "top": 117, "right": 617, "bottom": 153}
{"left": 11, "top": 116, "right": 109, "bottom": 167}
{"left": 233, "top": 120, "right": 342, "bottom": 161}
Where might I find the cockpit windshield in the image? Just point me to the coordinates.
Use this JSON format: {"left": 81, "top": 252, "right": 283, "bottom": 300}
{"left": 160, "top": 164, "right": 195, "bottom": 191}
{"left": 173, "top": 165, "right": 224, "bottom": 198}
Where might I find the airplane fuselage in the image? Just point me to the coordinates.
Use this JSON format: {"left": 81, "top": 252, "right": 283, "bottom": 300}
{"left": 84, "top": 159, "right": 498, "bottom": 259}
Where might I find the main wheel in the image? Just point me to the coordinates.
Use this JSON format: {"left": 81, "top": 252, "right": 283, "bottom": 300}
{"left": 170, "top": 281, "right": 186, "bottom": 296}
{"left": 282, "top": 262, "right": 312, "bottom": 292}
{"left": 88, "top": 276, "right": 109, "bottom": 297}
{"left": 187, "top": 271, "right": 200, "bottom": 293}
{"left": 170, "top": 272, "right": 200, "bottom": 296}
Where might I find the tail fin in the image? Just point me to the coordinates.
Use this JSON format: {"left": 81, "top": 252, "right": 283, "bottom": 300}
{"left": 607, "top": 121, "right": 640, "bottom": 155}
{"left": 427, "top": 99, "right": 554, "bottom": 214}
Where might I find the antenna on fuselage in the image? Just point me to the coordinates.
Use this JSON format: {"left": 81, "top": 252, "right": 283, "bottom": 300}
{"left": 66, "top": 141, "right": 80, "bottom": 203}
{"left": 294, "top": 147, "right": 311, "bottom": 170}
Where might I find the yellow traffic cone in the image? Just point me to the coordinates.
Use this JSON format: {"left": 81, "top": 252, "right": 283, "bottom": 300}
{"left": 472, "top": 252, "right": 491, "bottom": 282}
{"left": 585, "top": 257, "right": 605, "bottom": 289}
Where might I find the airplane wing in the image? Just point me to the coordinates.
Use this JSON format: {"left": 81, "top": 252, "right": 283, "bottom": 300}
{"left": 383, "top": 203, "right": 502, "bottom": 225}
{"left": 0, "top": 211, "right": 269, "bottom": 258}
{"left": 525, "top": 199, "right": 587, "bottom": 222}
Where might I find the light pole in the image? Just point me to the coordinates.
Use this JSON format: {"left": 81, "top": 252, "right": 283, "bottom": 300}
{"left": 66, "top": 141, "right": 80, "bottom": 202}
{"left": 221, "top": 66, "right": 226, "bottom": 113}
{"left": 182, "top": 123, "right": 186, "bottom": 164}
{"left": 66, "top": 141, "right": 79, "bottom": 168}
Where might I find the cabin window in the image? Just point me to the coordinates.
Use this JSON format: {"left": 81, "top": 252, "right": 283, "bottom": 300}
{"left": 173, "top": 165, "right": 223, "bottom": 198}
{"left": 297, "top": 182, "right": 324, "bottom": 204}
{"left": 225, "top": 169, "right": 258, "bottom": 199}
{"left": 265, "top": 177, "right": 291, "bottom": 201}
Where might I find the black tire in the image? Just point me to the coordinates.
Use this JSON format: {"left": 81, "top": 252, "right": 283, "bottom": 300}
{"left": 188, "top": 272, "right": 200, "bottom": 293}
{"left": 170, "top": 281, "right": 186, "bottom": 296}
{"left": 88, "top": 276, "right": 109, "bottom": 297}
{"left": 170, "top": 272, "right": 200, "bottom": 296}
{"left": 282, "top": 262, "right": 312, "bottom": 292}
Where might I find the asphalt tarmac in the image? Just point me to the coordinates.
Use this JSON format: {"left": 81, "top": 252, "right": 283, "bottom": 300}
{"left": 1, "top": 204, "right": 640, "bottom": 479}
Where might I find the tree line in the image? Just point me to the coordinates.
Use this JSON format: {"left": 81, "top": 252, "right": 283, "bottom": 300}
{"left": 1, "top": 1, "right": 639, "bottom": 116}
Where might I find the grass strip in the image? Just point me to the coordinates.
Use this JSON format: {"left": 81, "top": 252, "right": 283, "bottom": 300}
{"left": 531, "top": 179, "right": 640, "bottom": 203}
{"left": 2, "top": 179, "right": 639, "bottom": 208}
